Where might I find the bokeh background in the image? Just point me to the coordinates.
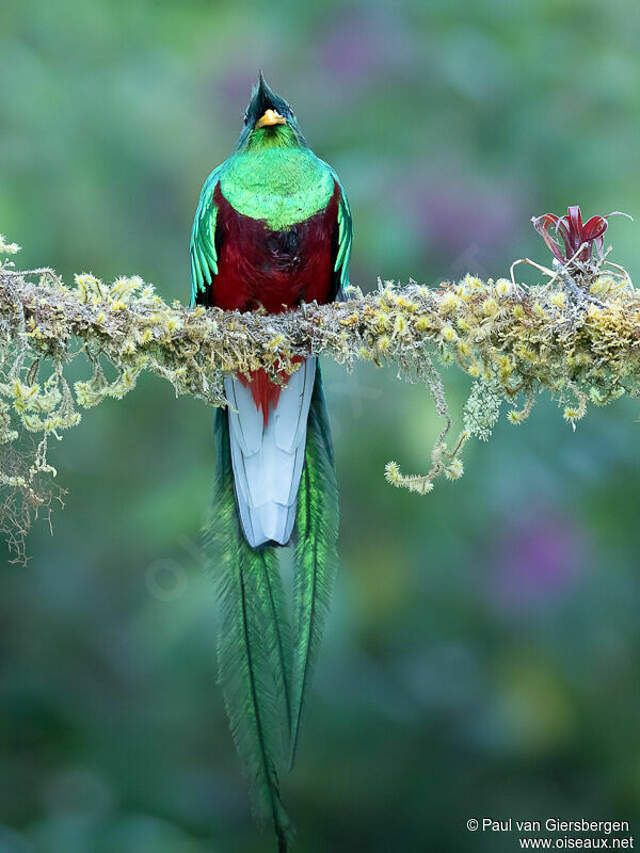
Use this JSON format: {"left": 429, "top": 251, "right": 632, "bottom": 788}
{"left": 2, "top": 1, "right": 640, "bottom": 851}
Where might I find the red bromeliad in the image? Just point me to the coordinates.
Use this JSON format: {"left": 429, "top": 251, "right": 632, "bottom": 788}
{"left": 532, "top": 205, "right": 630, "bottom": 265}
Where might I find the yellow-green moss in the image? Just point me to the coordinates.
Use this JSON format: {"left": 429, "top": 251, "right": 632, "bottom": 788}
{"left": 1, "top": 235, "right": 639, "bottom": 559}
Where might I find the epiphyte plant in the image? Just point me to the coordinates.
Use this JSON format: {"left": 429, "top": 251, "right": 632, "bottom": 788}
{"left": 532, "top": 205, "right": 630, "bottom": 266}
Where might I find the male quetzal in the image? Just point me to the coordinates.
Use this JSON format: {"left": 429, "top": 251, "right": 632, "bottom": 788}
{"left": 190, "top": 74, "right": 351, "bottom": 850}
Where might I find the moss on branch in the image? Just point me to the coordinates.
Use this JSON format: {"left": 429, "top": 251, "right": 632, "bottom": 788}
{"left": 1, "top": 234, "right": 639, "bottom": 559}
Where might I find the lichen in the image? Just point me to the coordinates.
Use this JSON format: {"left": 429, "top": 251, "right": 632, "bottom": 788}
{"left": 1, "top": 235, "right": 639, "bottom": 559}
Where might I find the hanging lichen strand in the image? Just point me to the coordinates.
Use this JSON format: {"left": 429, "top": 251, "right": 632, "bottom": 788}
{"left": 1, "top": 211, "right": 638, "bottom": 559}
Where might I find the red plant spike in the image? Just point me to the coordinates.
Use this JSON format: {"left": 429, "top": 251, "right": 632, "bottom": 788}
{"left": 532, "top": 206, "right": 631, "bottom": 264}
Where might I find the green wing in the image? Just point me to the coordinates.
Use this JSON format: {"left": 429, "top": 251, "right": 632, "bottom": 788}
{"left": 190, "top": 165, "right": 224, "bottom": 307}
{"left": 328, "top": 167, "right": 353, "bottom": 295}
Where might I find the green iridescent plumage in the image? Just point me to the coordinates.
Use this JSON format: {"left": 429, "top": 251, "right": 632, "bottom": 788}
{"left": 206, "top": 373, "right": 339, "bottom": 843}
{"left": 290, "top": 368, "right": 339, "bottom": 767}
{"left": 220, "top": 148, "right": 335, "bottom": 230}
{"left": 207, "top": 410, "right": 294, "bottom": 850}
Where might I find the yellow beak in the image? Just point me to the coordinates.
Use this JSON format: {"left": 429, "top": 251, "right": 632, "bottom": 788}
{"left": 255, "top": 108, "right": 287, "bottom": 129}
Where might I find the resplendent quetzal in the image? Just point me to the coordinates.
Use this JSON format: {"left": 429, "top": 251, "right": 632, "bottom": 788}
{"left": 190, "top": 74, "right": 351, "bottom": 850}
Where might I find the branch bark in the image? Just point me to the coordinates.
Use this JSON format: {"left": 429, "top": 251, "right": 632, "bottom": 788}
{"left": 1, "top": 250, "right": 639, "bottom": 559}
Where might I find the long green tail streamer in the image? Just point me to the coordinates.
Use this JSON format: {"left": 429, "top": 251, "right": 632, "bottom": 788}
{"left": 206, "top": 367, "right": 338, "bottom": 849}
{"left": 206, "top": 410, "right": 294, "bottom": 851}
{"left": 290, "top": 368, "right": 339, "bottom": 768}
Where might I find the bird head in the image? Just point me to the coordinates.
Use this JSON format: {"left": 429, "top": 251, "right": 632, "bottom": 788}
{"left": 236, "top": 73, "right": 307, "bottom": 151}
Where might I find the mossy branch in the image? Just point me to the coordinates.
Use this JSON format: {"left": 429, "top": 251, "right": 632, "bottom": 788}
{"left": 1, "top": 232, "right": 639, "bottom": 559}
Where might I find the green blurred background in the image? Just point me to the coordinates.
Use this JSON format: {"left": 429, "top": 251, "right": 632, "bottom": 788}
{"left": 2, "top": 1, "right": 640, "bottom": 850}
